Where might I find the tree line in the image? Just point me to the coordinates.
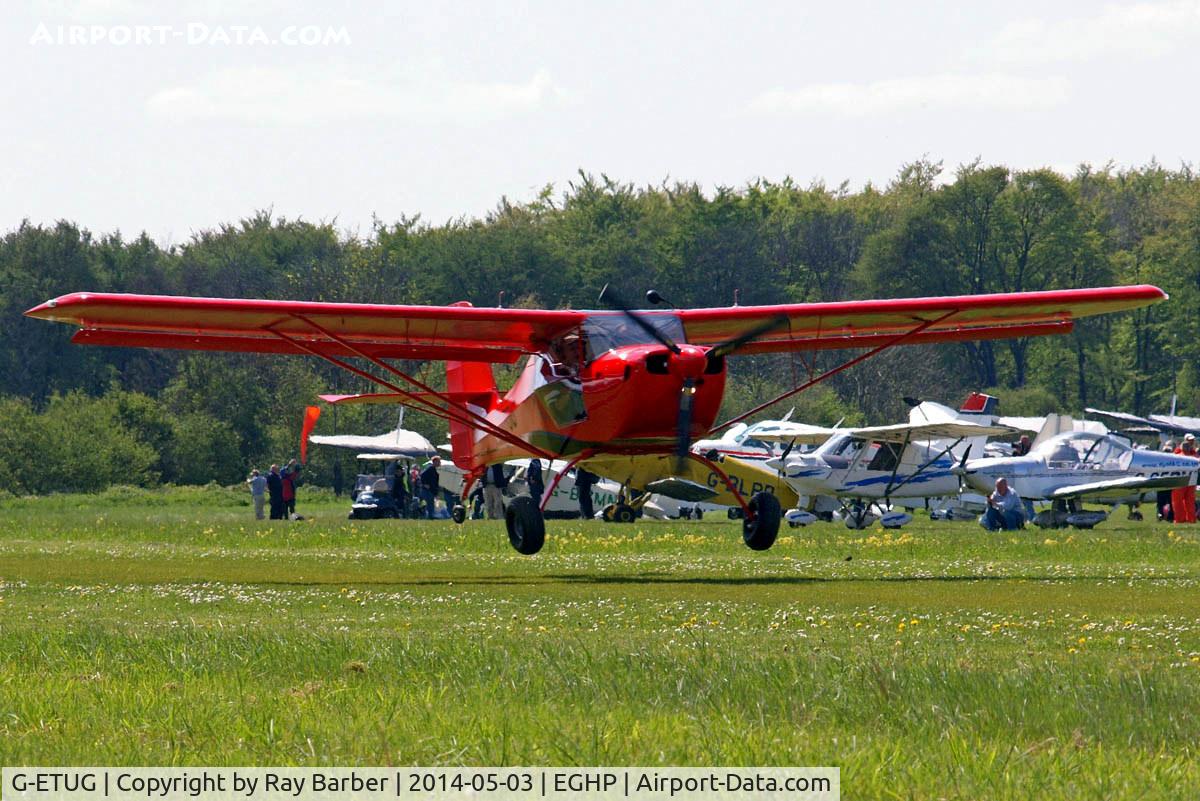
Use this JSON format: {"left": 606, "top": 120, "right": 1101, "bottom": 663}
{"left": 2, "top": 159, "right": 1197, "bottom": 494}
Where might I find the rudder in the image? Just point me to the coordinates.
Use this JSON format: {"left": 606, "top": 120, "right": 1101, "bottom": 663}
{"left": 445, "top": 360, "right": 498, "bottom": 470}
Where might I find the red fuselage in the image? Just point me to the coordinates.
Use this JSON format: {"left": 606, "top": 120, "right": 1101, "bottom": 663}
{"left": 463, "top": 343, "right": 727, "bottom": 470}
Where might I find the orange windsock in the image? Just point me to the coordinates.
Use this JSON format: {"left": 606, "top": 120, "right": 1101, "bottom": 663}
{"left": 300, "top": 406, "right": 322, "bottom": 463}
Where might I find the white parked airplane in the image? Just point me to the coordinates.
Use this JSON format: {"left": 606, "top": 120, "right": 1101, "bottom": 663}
{"left": 760, "top": 416, "right": 1017, "bottom": 529}
{"left": 961, "top": 430, "right": 1200, "bottom": 528}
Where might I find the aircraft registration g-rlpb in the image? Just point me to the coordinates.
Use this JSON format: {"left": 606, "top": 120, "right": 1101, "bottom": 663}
{"left": 27, "top": 283, "right": 1167, "bottom": 554}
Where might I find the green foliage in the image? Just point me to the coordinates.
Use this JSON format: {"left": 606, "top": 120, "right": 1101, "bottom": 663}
{"left": 1, "top": 161, "right": 1197, "bottom": 491}
{"left": 0, "top": 392, "right": 159, "bottom": 494}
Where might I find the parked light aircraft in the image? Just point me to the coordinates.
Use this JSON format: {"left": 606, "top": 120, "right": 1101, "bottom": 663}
{"left": 26, "top": 284, "right": 1165, "bottom": 553}
{"left": 1085, "top": 407, "right": 1200, "bottom": 441}
{"left": 961, "top": 431, "right": 1200, "bottom": 528}
{"left": 759, "top": 407, "right": 1017, "bottom": 528}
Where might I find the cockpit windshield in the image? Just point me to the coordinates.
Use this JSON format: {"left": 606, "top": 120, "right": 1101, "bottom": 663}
{"left": 1033, "top": 432, "right": 1131, "bottom": 469}
{"left": 583, "top": 313, "right": 686, "bottom": 360}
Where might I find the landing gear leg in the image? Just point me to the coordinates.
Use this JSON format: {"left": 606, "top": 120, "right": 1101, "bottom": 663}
{"left": 684, "top": 452, "right": 781, "bottom": 551}
{"left": 505, "top": 496, "right": 546, "bottom": 555}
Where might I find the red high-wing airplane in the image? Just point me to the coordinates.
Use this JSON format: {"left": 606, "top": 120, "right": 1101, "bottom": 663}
{"left": 26, "top": 284, "right": 1166, "bottom": 554}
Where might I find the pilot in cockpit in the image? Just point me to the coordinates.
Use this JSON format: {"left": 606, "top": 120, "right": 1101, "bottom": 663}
{"left": 543, "top": 331, "right": 585, "bottom": 380}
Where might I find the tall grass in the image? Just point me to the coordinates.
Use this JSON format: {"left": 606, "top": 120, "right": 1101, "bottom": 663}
{"left": 1, "top": 501, "right": 1198, "bottom": 799}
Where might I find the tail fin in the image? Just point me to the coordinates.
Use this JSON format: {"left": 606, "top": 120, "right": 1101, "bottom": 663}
{"left": 445, "top": 360, "right": 499, "bottom": 470}
{"left": 958, "top": 392, "right": 999, "bottom": 418}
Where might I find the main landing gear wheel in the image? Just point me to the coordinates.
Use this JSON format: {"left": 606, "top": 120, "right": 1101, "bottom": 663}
{"left": 505, "top": 496, "right": 545, "bottom": 555}
{"left": 600, "top": 504, "right": 616, "bottom": 522}
{"left": 451, "top": 504, "right": 466, "bottom": 524}
{"left": 611, "top": 503, "right": 636, "bottom": 524}
{"left": 742, "top": 491, "right": 781, "bottom": 551}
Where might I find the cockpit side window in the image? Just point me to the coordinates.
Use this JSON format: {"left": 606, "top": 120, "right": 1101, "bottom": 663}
{"left": 867, "top": 441, "right": 902, "bottom": 472}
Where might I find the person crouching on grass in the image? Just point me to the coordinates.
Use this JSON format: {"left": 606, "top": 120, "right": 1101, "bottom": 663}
{"left": 981, "top": 477, "right": 1025, "bottom": 531}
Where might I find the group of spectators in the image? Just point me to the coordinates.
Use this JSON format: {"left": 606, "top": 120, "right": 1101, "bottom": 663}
{"left": 391, "top": 455, "right": 455, "bottom": 519}
{"left": 245, "top": 460, "right": 303, "bottom": 520}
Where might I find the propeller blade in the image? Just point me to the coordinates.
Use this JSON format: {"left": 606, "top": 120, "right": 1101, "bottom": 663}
{"left": 776, "top": 437, "right": 797, "bottom": 476}
{"left": 708, "top": 314, "right": 788, "bottom": 359}
{"left": 957, "top": 444, "right": 972, "bottom": 471}
{"left": 955, "top": 445, "right": 973, "bottom": 491}
{"left": 598, "top": 284, "right": 680, "bottom": 354}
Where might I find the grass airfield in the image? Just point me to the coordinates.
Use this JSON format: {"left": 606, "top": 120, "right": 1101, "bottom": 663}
{"left": 1, "top": 488, "right": 1199, "bottom": 799}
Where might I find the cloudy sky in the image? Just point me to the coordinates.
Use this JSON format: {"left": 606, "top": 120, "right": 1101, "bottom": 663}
{"left": 4, "top": 0, "right": 1199, "bottom": 242}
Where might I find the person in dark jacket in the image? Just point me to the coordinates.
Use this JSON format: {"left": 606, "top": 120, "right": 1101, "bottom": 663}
{"left": 420, "top": 456, "right": 442, "bottom": 519}
{"left": 527, "top": 459, "right": 545, "bottom": 505}
{"left": 574, "top": 467, "right": 596, "bottom": 520}
{"left": 391, "top": 460, "right": 410, "bottom": 517}
{"left": 266, "top": 464, "right": 285, "bottom": 520}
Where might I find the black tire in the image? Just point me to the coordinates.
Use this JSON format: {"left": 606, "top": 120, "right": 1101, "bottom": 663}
{"left": 743, "top": 492, "right": 781, "bottom": 551}
{"left": 601, "top": 504, "right": 616, "bottom": 522}
{"left": 695, "top": 509, "right": 704, "bottom": 520}
{"left": 505, "top": 496, "right": 545, "bottom": 555}
{"left": 612, "top": 503, "right": 636, "bottom": 524}
{"left": 451, "top": 504, "right": 466, "bottom": 524}
{"left": 727, "top": 507, "right": 744, "bottom": 520}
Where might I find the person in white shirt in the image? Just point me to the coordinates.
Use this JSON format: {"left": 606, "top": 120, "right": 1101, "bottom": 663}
{"left": 981, "top": 477, "right": 1025, "bottom": 530}
{"left": 246, "top": 468, "right": 268, "bottom": 520}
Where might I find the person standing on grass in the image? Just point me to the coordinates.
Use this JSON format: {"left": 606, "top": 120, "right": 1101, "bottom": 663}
{"left": 1172, "top": 435, "right": 1198, "bottom": 524}
{"left": 246, "top": 468, "right": 267, "bottom": 520}
{"left": 281, "top": 459, "right": 301, "bottom": 519}
{"left": 527, "top": 458, "right": 545, "bottom": 507}
{"left": 391, "top": 460, "right": 410, "bottom": 518}
{"left": 980, "top": 477, "right": 1025, "bottom": 531}
{"left": 266, "top": 464, "right": 284, "bottom": 520}
{"left": 575, "top": 467, "right": 596, "bottom": 520}
{"left": 482, "top": 463, "right": 508, "bottom": 519}
{"left": 420, "top": 456, "right": 442, "bottom": 519}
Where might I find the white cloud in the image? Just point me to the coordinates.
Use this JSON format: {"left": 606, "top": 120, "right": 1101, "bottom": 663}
{"left": 749, "top": 73, "right": 1071, "bottom": 117}
{"left": 986, "top": 1, "right": 1200, "bottom": 63}
{"left": 146, "top": 67, "right": 570, "bottom": 124}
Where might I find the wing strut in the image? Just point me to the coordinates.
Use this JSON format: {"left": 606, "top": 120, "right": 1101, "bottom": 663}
{"left": 269, "top": 321, "right": 556, "bottom": 461}
{"left": 710, "top": 311, "right": 957, "bottom": 434}
{"left": 884, "top": 437, "right": 963, "bottom": 500}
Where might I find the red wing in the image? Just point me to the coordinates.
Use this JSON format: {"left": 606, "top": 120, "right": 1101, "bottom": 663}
{"left": 678, "top": 285, "right": 1167, "bottom": 354}
{"left": 26, "top": 293, "right": 587, "bottom": 363}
